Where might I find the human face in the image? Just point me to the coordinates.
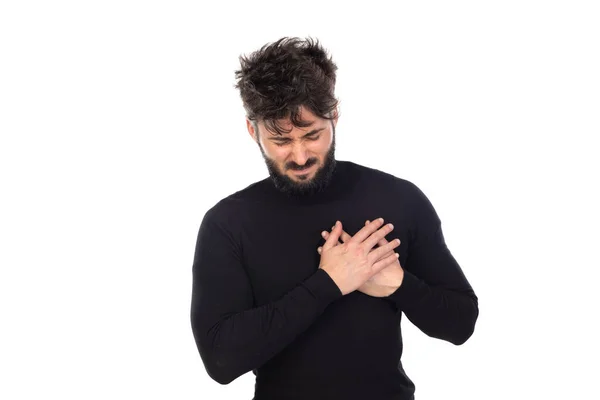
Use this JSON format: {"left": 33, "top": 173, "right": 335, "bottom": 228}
{"left": 247, "top": 106, "right": 338, "bottom": 197}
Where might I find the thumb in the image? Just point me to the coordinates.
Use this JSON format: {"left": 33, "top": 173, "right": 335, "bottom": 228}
{"left": 322, "top": 220, "right": 342, "bottom": 251}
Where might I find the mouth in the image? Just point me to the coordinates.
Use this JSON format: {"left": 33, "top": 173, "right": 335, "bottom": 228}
{"left": 291, "top": 164, "right": 314, "bottom": 175}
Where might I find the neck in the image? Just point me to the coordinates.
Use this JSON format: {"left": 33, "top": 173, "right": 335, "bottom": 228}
{"left": 264, "top": 160, "right": 358, "bottom": 206}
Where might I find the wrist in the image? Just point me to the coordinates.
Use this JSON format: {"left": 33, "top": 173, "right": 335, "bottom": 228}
{"left": 383, "top": 283, "right": 400, "bottom": 297}
{"left": 383, "top": 274, "right": 404, "bottom": 296}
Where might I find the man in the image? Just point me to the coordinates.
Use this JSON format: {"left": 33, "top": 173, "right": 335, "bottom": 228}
{"left": 190, "top": 37, "right": 479, "bottom": 400}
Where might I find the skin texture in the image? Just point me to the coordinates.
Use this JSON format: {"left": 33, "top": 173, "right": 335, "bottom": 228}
{"left": 317, "top": 219, "right": 402, "bottom": 296}
{"left": 319, "top": 220, "right": 405, "bottom": 297}
{"left": 247, "top": 108, "right": 404, "bottom": 297}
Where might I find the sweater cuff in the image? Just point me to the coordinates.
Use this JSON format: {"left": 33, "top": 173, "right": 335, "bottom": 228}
{"left": 301, "top": 269, "right": 343, "bottom": 308}
{"left": 385, "top": 269, "right": 426, "bottom": 310}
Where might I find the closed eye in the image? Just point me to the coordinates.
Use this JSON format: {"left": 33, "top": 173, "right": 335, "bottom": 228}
{"left": 273, "top": 135, "right": 321, "bottom": 146}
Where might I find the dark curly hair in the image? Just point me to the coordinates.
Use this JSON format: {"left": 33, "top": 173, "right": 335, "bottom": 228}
{"left": 234, "top": 37, "right": 339, "bottom": 136}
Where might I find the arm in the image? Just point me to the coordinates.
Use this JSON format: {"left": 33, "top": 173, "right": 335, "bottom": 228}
{"left": 385, "top": 184, "right": 479, "bottom": 345}
{"left": 190, "top": 208, "right": 342, "bottom": 385}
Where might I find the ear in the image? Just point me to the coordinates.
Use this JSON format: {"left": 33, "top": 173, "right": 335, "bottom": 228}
{"left": 246, "top": 119, "right": 257, "bottom": 142}
{"left": 332, "top": 108, "right": 339, "bottom": 128}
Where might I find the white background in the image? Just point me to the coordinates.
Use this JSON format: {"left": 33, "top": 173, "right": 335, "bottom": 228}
{"left": 1, "top": 1, "right": 599, "bottom": 399}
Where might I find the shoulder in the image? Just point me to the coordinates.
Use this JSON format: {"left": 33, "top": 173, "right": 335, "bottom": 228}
{"left": 204, "top": 174, "right": 270, "bottom": 217}
{"left": 198, "top": 179, "right": 264, "bottom": 237}
{"left": 345, "top": 160, "right": 422, "bottom": 196}
{"left": 346, "top": 160, "right": 439, "bottom": 221}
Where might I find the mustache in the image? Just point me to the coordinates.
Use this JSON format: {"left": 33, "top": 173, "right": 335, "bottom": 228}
{"left": 287, "top": 160, "right": 316, "bottom": 170}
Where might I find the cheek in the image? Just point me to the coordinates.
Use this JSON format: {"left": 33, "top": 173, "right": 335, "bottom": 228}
{"left": 265, "top": 147, "right": 290, "bottom": 167}
{"left": 317, "top": 132, "right": 333, "bottom": 150}
{"left": 272, "top": 147, "right": 290, "bottom": 160}
{"left": 262, "top": 142, "right": 283, "bottom": 157}
{"left": 313, "top": 138, "right": 330, "bottom": 154}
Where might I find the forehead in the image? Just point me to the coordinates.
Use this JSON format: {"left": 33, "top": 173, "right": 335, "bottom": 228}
{"left": 262, "top": 107, "right": 328, "bottom": 137}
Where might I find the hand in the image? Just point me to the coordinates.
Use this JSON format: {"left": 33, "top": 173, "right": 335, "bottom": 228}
{"left": 317, "top": 218, "right": 401, "bottom": 295}
{"left": 318, "top": 219, "right": 405, "bottom": 297}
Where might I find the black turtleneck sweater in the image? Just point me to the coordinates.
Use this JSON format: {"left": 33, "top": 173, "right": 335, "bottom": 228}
{"left": 190, "top": 160, "right": 479, "bottom": 400}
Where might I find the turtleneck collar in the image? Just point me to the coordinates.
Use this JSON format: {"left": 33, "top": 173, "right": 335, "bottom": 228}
{"left": 262, "top": 160, "right": 360, "bottom": 206}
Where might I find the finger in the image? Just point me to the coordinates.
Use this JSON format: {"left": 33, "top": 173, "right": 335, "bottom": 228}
{"left": 322, "top": 220, "right": 342, "bottom": 251}
{"left": 322, "top": 223, "right": 351, "bottom": 244}
{"left": 351, "top": 217, "right": 385, "bottom": 244}
{"left": 363, "top": 222, "right": 395, "bottom": 251}
{"left": 369, "top": 248, "right": 395, "bottom": 264}
{"left": 322, "top": 231, "right": 346, "bottom": 247}
{"left": 321, "top": 231, "right": 339, "bottom": 246}
{"left": 371, "top": 251, "right": 400, "bottom": 273}
{"left": 368, "top": 238, "right": 401, "bottom": 265}
{"left": 328, "top": 225, "right": 352, "bottom": 243}
{"left": 366, "top": 220, "right": 388, "bottom": 247}
{"left": 317, "top": 246, "right": 322, "bottom": 254}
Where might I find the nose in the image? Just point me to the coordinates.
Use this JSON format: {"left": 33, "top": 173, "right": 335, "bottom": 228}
{"left": 289, "top": 142, "right": 310, "bottom": 167}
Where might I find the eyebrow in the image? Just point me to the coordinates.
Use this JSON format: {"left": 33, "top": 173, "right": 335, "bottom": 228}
{"left": 269, "top": 127, "right": 326, "bottom": 142}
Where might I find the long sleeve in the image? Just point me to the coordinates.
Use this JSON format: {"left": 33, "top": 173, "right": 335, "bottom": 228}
{"left": 386, "top": 183, "right": 479, "bottom": 345}
{"left": 190, "top": 208, "right": 343, "bottom": 385}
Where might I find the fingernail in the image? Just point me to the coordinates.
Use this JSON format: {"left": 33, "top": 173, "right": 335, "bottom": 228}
{"left": 379, "top": 218, "right": 384, "bottom": 223}
{"left": 321, "top": 231, "right": 327, "bottom": 238}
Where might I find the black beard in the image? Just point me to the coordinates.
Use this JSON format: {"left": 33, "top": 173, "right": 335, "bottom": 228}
{"left": 258, "top": 131, "right": 337, "bottom": 198}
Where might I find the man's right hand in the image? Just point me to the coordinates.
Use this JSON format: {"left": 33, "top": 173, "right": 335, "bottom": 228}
{"left": 318, "top": 218, "right": 400, "bottom": 295}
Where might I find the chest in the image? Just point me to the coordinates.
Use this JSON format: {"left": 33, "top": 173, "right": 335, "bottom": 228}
{"left": 238, "top": 200, "right": 410, "bottom": 306}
